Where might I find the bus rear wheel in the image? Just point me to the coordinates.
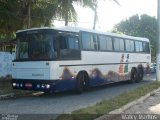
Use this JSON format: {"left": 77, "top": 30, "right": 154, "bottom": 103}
{"left": 130, "top": 68, "right": 137, "bottom": 83}
{"left": 136, "top": 68, "right": 143, "bottom": 82}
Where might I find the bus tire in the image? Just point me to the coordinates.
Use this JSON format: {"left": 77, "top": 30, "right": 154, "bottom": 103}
{"left": 83, "top": 71, "right": 90, "bottom": 90}
{"left": 130, "top": 68, "right": 137, "bottom": 83}
{"left": 75, "top": 72, "right": 85, "bottom": 94}
{"left": 137, "top": 68, "right": 143, "bottom": 82}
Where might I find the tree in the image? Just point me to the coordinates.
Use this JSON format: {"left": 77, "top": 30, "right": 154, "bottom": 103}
{"left": 0, "top": 0, "right": 20, "bottom": 40}
{"left": 0, "top": 0, "right": 120, "bottom": 41}
{"left": 92, "top": 0, "right": 120, "bottom": 29}
{"left": 113, "top": 14, "right": 157, "bottom": 61}
{"left": 0, "top": 0, "right": 57, "bottom": 41}
{"left": 54, "top": 0, "right": 95, "bottom": 26}
{"left": 0, "top": 0, "right": 95, "bottom": 40}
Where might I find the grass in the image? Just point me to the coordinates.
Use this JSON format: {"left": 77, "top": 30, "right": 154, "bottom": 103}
{"left": 55, "top": 81, "right": 160, "bottom": 120}
{"left": 0, "top": 77, "right": 14, "bottom": 95}
{"left": 0, "top": 78, "right": 32, "bottom": 96}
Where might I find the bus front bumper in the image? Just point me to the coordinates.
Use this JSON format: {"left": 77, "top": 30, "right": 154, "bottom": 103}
{"left": 12, "top": 79, "right": 76, "bottom": 92}
{"left": 12, "top": 79, "right": 58, "bottom": 92}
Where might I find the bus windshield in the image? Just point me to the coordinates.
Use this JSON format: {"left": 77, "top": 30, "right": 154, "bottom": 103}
{"left": 16, "top": 34, "right": 54, "bottom": 60}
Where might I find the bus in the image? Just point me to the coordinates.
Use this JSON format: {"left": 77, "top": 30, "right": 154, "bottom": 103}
{"left": 12, "top": 27, "right": 151, "bottom": 93}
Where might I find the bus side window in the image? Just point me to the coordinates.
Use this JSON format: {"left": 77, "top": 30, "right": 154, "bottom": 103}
{"left": 59, "top": 35, "right": 80, "bottom": 60}
{"left": 68, "top": 37, "right": 79, "bottom": 49}
{"left": 135, "top": 41, "right": 143, "bottom": 52}
{"left": 125, "top": 39, "right": 135, "bottom": 52}
{"left": 81, "top": 32, "right": 96, "bottom": 50}
{"left": 99, "top": 35, "right": 113, "bottom": 51}
{"left": 99, "top": 35, "right": 107, "bottom": 50}
{"left": 106, "top": 36, "right": 113, "bottom": 51}
{"left": 143, "top": 42, "right": 150, "bottom": 53}
{"left": 93, "top": 34, "right": 98, "bottom": 50}
{"left": 114, "top": 38, "right": 125, "bottom": 51}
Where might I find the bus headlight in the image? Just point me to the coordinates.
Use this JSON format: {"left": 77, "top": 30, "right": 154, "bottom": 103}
{"left": 13, "top": 83, "right": 16, "bottom": 87}
{"left": 16, "top": 83, "right": 19, "bottom": 87}
{"left": 46, "top": 84, "right": 50, "bottom": 89}
{"left": 41, "top": 84, "right": 45, "bottom": 89}
{"left": 20, "top": 84, "right": 23, "bottom": 87}
{"left": 37, "top": 84, "right": 40, "bottom": 88}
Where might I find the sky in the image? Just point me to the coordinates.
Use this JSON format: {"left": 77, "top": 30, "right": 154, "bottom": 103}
{"left": 54, "top": 0, "right": 157, "bottom": 32}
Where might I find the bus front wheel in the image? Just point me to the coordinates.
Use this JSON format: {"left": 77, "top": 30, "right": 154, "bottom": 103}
{"left": 75, "top": 73, "right": 85, "bottom": 94}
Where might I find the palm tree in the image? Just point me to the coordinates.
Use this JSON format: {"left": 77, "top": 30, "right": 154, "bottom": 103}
{"left": 54, "top": 0, "right": 120, "bottom": 28}
{"left": 92, "top": 0, "right": 120, "bottom": 29}
{"left": 18, "top": 0, "right": 57, "bottom": 28}
{"left": 18, "top": 0, "right": 37, "bottom": 28}
{"left": 54, "top": 0, "right": 95, "bottom": 26}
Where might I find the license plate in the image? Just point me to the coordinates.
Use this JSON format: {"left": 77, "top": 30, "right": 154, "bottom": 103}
{"left": 25, "top": 83, "right": 32, "bottom": 88}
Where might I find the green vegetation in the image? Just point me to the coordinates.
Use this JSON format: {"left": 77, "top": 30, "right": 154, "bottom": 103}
{"left": 55, "top": 82, "right": 160, "bottom": 120}
{"left": 0, "top": 0, "right": 120, "bottom": 41}
{"left": 113, "top": 14, "right": 157, "bottom": 61}
{"left": 0, "top": 0, "right": 96, "bottom": 41}
{"left": 0, "top": 78, "right": 32, "bottom": 96}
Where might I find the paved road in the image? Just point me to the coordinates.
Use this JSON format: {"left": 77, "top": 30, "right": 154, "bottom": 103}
{"left": 0, "top": 74, "right": 156, "bottom": 114}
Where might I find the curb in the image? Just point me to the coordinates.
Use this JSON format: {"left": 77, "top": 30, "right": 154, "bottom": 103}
{"left": 95, "top": 87, "right": 160, "bottom": 120}
{"left": 0, "top": 92, "right": 34, "bottom": 100}
{"left": 0, "top": 93, "right": 15, "bottom": 99}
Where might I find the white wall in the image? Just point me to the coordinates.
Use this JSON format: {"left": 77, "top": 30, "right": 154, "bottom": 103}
{"left": 0, "top": 52, "right": 15, "bottom": 78}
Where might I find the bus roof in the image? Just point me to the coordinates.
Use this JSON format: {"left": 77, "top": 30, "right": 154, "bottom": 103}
{"left": 16, "top": 27, "right": 149, "bottom": 42}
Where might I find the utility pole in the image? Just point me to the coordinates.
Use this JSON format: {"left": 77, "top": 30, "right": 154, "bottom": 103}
{"left": 157, "top": 0, "right": 160, "bottom": 81}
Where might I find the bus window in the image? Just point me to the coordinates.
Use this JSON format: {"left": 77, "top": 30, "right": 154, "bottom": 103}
{"left": 93, "top": 34, "right": 98, "bottom": 50}
{"left": 53, "top": 38, "right": 58, "bottom": 58}
{"left": 114, "top": 38, "right": 124, "bottom": 51}
{"left": 81, "top": 32, "right": 95, "bottom": 50}
{"left": 17, "top": 34, "right": 53, "bottom": 60}
{"left": 107, "top": 37, "right": 113, "bottom": 51}
{"left": 130, "top": 40, "right": 135, "bottom": 52}
{"left": 125, "top": 39, "right": 135, "bottom": 52}
{"left": 143, "top": 42, "right": 150, "bottom": 53}
{"left": 99, "top": 35, "right": 106, "bottom": 50}
{"left": 125, "top": 40, "right": 130, "bottom": 52}
{"left": 59, "top": 35, "right": 80, "bottom": 60}
{"left": 19, "top": 42, "right": 28, "bottom": 59}
{"left": 99, "top": 35, "right": 112, "bottom": 51}
{"left": 59, "top": 36, "right": 79, "bottom": 50}
{"left": 135, "top": 41, "right": 143, "bottom": 52}
{"left": 68, "top": 37, "right": 79, "bottom": 49}
{"left": 29, "top": 34, "right": 53, "bottom": 59}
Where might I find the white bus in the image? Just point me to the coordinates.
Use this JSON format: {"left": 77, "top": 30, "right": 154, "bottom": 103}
{"left": 12, "top": 27, "right": 151, "bottom": 93}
